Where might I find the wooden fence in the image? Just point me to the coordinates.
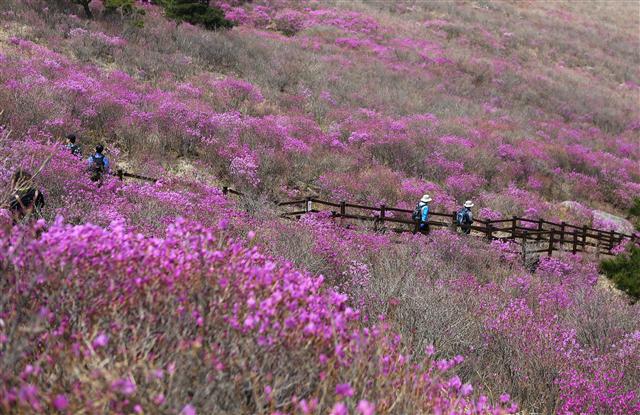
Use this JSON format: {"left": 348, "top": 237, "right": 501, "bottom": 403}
{"left": 114, "top": 173, "right": 636, "bottom": 258}
{"left": 115, "top": 169, "right": 157, "bottom": 183}
{"left": 277, "top": 197, "right": 636, "bottom": 257}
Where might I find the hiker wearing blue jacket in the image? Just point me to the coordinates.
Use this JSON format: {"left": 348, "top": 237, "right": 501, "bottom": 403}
{"left": 87, "top": 144, "right": 109, "bottom": 183}
{"left": 457, "top": 200, "right": 474, "bottom": 234}
{"left": 412, "top": 194, "right": 432, "bottom": 234}
{"left": 65, "top": 134, "right": 82, "bottom": 157}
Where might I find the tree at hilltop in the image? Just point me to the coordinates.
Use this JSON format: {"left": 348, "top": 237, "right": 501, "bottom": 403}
{"left": 70, "top": 0, "right": 232, "bottom": 31}
{"left": 71, "top": 0, "right": 142, "bottom": 20}
{"left": 157, "top": 0, "right": 233, "bottom": 30}
{"left": 71, "top": 0, "right": 93, "bottom": 18}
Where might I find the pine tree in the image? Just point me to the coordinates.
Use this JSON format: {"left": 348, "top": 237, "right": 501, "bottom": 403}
{"left": 103, "top": 0, "right": 138, "bottom": 15}
{"left": 72, "top": 0, "right": 93, "bottom": 18}
{"left": 162, "top": 0, "right": 233, "bottom": 30}
{"left": 71, "top": 0, "right": 143, "bottom": 21}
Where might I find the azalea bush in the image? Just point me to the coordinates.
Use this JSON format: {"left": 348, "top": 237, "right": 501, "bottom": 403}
{"left": 0, "top": 0, "right": 637, "bottom": 222}
{"left": 0, "top": 219, "right": 516, "bottom": 414}
{"left": 0, "top": 0, "right": 638, "bottom": 413}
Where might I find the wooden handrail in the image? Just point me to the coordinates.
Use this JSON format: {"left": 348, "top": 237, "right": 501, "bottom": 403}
{"left": 66, "top": 162, "right": 638, "bottom": 259}
{"left": 115, "top": 169, "right": 157, "bottom": 183}
{"left": 110, "top": 172, "right": 635, "bottom": 243}
{"left": 272, "top": 191, "right": 636, "bottom": 257}
{"left": 111, "top": 176, "right": 631, "bottom": 257}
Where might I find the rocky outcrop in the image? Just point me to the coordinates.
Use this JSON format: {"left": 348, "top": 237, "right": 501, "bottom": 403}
{"left": 558, "top": 201, "right": 635, "bottom": 235}
{"left": 592, "top": 210, "right": 635, "bottom": 235}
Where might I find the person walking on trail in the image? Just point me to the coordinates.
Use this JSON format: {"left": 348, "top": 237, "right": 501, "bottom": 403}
{"left": 412, "top": 194, "right": 432, "bottom": 234}
{"left": 7, "top": 170, "right": 45, "bottom": 223}
{"left": 65, "top": 134, "right": 81, "bottom": 157}
{"left": 457, "top": 200, "right": 474, "bottom": 234}
{"left": 87, "top": 144, "right": 109, "bottom": 183}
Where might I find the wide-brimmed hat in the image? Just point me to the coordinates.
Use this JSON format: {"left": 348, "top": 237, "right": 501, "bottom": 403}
{"left": 464, "top": 200, "right": 474, "bottom": 208}
{"left": 421, "top": 194, "right": 432, "bottom": 203}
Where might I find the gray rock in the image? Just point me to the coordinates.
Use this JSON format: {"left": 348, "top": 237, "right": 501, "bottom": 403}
{"left": 558, "top": 201, "right": 634, "bottom": 235}
{"left": 559, "top": 201, "right": 585, "bottom": 211}
{"left": 592, "top": 210, "right": 635, "bottom": 234}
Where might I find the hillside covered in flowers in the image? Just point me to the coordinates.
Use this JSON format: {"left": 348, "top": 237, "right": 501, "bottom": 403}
{"left": 0, "top": 1, "right": 638, "bottom": 414}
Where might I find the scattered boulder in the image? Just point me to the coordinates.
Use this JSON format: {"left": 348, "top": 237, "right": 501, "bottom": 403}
{"left": 558, "top": 201, "right": 635, "bottom": 235}
{"left": 559, "top": 200, "right": 584, "bottom": 211}
{"left": 592, "top": 210, "right": 635, "bottom": 235}
{"left": 558, "top": 200, "right": 592, "bottom": 222}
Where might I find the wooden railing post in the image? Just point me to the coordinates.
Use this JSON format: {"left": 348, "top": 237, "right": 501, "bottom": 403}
{"left": 380, "top": 204, "right": 386, "bottom": 225}
{"left": 305, "top": 197, "right": 312, "bottom": 213}
{"left": 596, "top": 231, "right": 601, "bottom": 258}
{"left": 339, "top": 201, "right": 346, "bottom": 226}
{"left": 116, "top": 169, "right": 124, "bottom": 181}
{"left": 486, "top": 221, "right": 494, "bottom": 240}
{"left": 451, "top": 211, "right": 457, "bottom": 231}
{"left": 548, "top": 229, "right": 555, "bottom": 256}
{"left": 521, "top": 231, "right": 528, "bottom": 263}
{"left": 222, "top": 186, "right": 228, "bottom": 195}
{"left": 582, "top": 225, "right": 588, "bottom": 251}
{"left": 559, "top": 221, "right": 566, "bottom": 247}
{"left": 537, "top": 219, "right": 543, "bottom": 241}
{"left": 608, "top": 230, "right": 615, "bottom": 252}
{"left": 572, "top": 230, "right": 578, "bottom": 254}
{"left": 511, "top": 216, "right": 517, "bottom": 239}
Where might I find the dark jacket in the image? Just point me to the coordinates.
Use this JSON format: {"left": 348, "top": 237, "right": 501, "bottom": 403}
{"left": 458, "top": 207, "right": 474, "bottom": 225}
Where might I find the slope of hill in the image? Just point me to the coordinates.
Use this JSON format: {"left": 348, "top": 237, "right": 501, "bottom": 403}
{"left": 0, "top": 1, "right": 638, "bottom": 414}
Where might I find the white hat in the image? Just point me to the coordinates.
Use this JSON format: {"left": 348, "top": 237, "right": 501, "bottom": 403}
{"left": 464, "top": 200, "right": 474, "bottom": 208}
{"left": 420, "top": 194, "right": 432, "bottom": 203}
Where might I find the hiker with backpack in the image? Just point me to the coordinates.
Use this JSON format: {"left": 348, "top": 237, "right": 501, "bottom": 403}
{"left": 457, "top": 200, "right": 474, "bottom": 234}
{"left": 66, "top": 134, "right": 82, "bottom": 157}
{"left": 7, "top": 170, "right": 45, "bottom": 224}
{"left": 87, "top": 144, "right": 109, "bottom": 183}
{"left": 412, "top": 194, "right": 432, "bottom": 234}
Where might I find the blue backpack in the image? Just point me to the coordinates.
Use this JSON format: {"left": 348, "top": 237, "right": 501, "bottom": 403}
{"left": 457, "top": 208, "right": 469, "bottom": 225}
{"left": 90, "top": 154, "right": 106, "bottom": 181}
{"left": 412, "top": 203, "right": 422, "bottom": 221}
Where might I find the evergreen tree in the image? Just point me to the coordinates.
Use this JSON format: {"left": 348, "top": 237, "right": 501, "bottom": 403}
{"left": 103, "top": 0, "right": 138, "bottom": 15}
{"left": 162, "top": 0, "right": 233, "bottom": 30}
{"left": 103, "top": 0, "right": 146, "bottom": 27}
{"left": 601, "top": 246, "right": 640, "bottom": 302}
{"left": 72, "top": 0, "right": 93, "bottom": 18}
{"left": 629, "top": 197, "right": 640, "bottom": 230}
{"left": 71, "top": 0, "right": 142, "bottom": 21}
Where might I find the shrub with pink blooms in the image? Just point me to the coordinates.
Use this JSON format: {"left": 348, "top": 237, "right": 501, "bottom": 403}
{"left": 0, "top": 0, "right": 638, "bottom": 413}
{"left": 0, "top": 219, "right": 516, "bottom": 414}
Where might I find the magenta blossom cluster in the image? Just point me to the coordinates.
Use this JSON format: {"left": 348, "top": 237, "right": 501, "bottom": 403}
{"left": 0, "top": 218, "right": 516, "bottom": 414}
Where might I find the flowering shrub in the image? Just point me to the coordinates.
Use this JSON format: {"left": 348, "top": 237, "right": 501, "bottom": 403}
{"left": 0, "top": 1, "right": 638, "bottom": 413}
{"left": 445, "top": 173, "right": 487, "bottom": 200}
{"left": 273, "top": 9, "right": 306, "bottom": 36}
{"left": 69, "top": 27, "right": 127, "bottom": 47}
{"left": 211, "top": 76, "right": 265, "bottom": 109}
{"left": 230, "top": 151, "right": 260, "bottom": 188}
{"left": 556, "top": 330, "right": 640, "bottom": 415}
{"left": 0, "top": 219, "right": 516, "bottom": 414}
